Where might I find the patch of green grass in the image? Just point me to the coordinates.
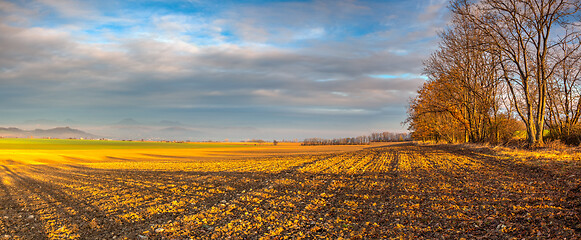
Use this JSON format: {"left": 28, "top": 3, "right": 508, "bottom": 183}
{"left": 0, "top": 138, "right": 252, "bottom": 150}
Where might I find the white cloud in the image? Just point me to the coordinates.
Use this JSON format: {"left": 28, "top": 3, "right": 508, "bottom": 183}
{"left": 294, "top": 27, "right": 326, "bottom": 40}
{"left": 0, "top": 0, "right": 449, "bottom": 139}
{"left": 36, "top": 0, "right": 98, "bottom": 20}
{"left": 0, "top": 0, "right": 40, "bottom": 25}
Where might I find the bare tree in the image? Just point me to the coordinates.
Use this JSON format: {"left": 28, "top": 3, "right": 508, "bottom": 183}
{"left": 452, "top": 0, "right": 581, "bottom": 146}
{"left": 413, "top": 11, "right": 503, "bottom": 143}
{"left": 546, "top": 39, "right": 581, "bottom": 143}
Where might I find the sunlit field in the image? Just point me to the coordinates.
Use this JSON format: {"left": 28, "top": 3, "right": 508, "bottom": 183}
{"left": 0, "top": 139, "right": 579, "bottom": 239}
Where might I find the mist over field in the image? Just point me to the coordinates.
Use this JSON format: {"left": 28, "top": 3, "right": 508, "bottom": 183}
{"left": 4, "top": 118, "right": 384, "bottom": 141}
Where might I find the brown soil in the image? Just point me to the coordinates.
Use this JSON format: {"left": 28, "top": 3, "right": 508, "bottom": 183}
{"left": 0, "top": 143, "right": 579, "bottom": 239}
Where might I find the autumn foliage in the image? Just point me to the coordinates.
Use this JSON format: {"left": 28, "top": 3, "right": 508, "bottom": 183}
{"left": 408, "top": 0, "right": 581, "bottom": 146}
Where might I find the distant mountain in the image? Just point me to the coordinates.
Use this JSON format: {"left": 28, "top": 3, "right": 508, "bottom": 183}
{"left": 0, "top": 127, "right": 98, "bottom": 139}
{"left": 159, "top": 126, "right": 194, "bottom": 132}
{"left": 150, "top": 127, "right": 204, "bottom": 141}
{"left": 114, "top": 118, "right": 141, "bottom": 125}
{"left": 0, "top": 127, "right": 25, "bottom": 137}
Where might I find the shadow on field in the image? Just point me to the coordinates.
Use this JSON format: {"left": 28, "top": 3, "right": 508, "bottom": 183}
{"left": 424, "top": 144, "right": 558, "bottom": 179}
{"left": 420, "top": 144, "right": 581, "bottom": 233}
{"left": 1, "top": 163, "right": 278, "bottom": 239}
{"left": 0, "top": 143, "right": 579, "bottom": 239}
{"left": 0, "top": 165, "right": 50, "bottom": 239}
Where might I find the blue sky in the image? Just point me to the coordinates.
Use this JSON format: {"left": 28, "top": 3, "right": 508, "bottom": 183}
{"left": 0, "top": 0, "right": 449, "bottom": 140}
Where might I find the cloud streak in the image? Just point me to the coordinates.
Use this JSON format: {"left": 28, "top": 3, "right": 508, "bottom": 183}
{"left": 0, "top": 0, "right": 449, "bottom": 140}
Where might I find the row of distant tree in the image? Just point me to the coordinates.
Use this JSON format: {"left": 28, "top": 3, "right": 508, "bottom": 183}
{"left": 407, "top": 0, "right": 581, "bottom": 146}
{"left": 302, "top": 132, "right": 411, "bottom": 146}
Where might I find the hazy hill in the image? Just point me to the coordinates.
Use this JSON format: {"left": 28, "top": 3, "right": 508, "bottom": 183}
{"left": 114, "top": 118, "right": 141, "bottom": 125}
{"left": 0, "top": 127, "right": 98, "bottom": 139}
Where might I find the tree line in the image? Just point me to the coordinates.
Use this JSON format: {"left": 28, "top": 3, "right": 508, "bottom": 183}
{"left": 407, "top": 0, "right": 581, "bottom": 146}
{"left": 302, "top": 132, "right": 411, "bottom": 146}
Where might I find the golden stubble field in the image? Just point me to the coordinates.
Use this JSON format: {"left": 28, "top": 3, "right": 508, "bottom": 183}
{"left": 0, "top": 141, "right": 579, "bottom": 239}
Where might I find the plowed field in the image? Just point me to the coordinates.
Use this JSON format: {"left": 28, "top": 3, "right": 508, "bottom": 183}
{"left": 0, "top": 142, "right": 579, "bottom": 239}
